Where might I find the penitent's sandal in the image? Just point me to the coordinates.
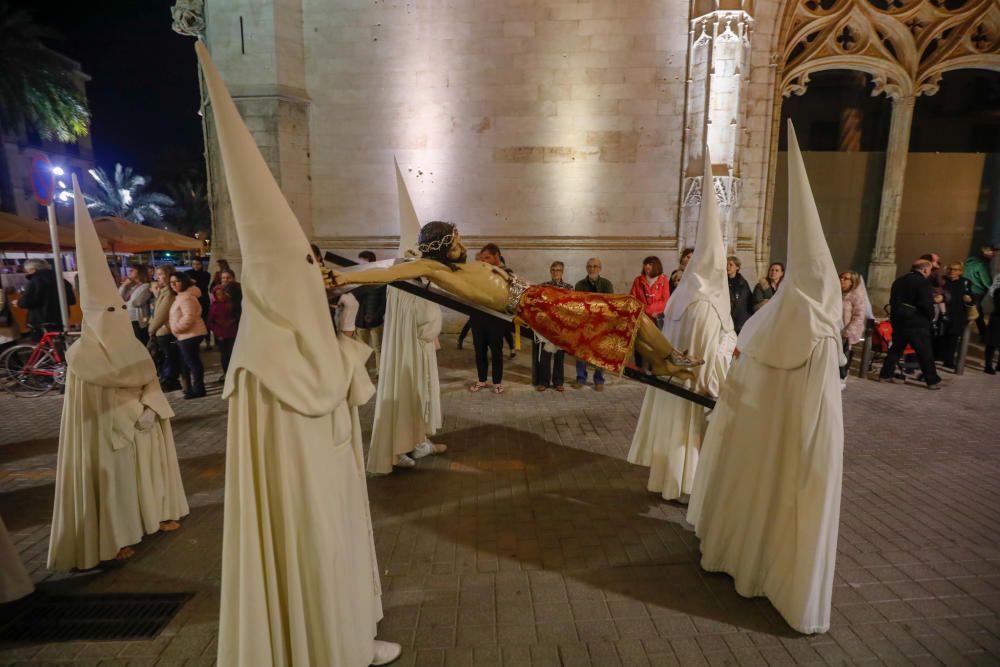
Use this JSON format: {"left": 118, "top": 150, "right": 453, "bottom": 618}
{"left": 469, "top": 381, "right": 488, "bottom": 392}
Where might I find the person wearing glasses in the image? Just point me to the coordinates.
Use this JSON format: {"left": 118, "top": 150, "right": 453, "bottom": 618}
{"left": 573, "top": 257, "right": 615, "bottom": 391}
{"left": 939, "top": 262, "right": 974, "bottom": 369}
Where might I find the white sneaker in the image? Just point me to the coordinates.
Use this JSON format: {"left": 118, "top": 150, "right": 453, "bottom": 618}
{"left": 394, "top": 455, "right": 416, "bottom": 468}
{"left": 371, "top": 640, "right": 402, "bottom": 665}
{"left": 412, "top": 440, "right": 447, "bottom": 459}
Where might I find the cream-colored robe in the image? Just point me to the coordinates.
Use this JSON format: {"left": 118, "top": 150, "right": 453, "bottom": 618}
{"left": 367, "top": 287, "right": 443, "bottom": 475}
{"left": 217, "top": 336, "right": 382, "bottom": 666}
{"left": 686, "top": 337, "right": 843, "bottom": 634}
{"left": 627, "top": 300, "right": 734, "bottom": 499}
{"left": 1, "top": 512, "right": 33, "bottom": 602}
{"left": 47, "top": 373, "right": 187, "bottom": 571}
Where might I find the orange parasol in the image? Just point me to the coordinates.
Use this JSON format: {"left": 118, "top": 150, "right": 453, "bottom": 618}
{"left": 0, "top": 211, "right": 76, "bottom": 250}
{"left": 91, "top": 217, "right": 204, "bottom": 253}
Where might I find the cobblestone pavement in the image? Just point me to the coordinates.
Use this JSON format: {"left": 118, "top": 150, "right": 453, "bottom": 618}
{"left": 1, "top": 337, "right": 998, "bottom": 666}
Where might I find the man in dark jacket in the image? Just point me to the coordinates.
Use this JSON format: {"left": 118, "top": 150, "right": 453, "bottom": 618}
{"left": 187, "top": 258, "right": 212, "bottom": 347}
{"left": 17, "top": 260, "right": 76, "bottom": 338}
{"left": 573, "top": 257, "right": 614, "bottom": 390}
{"left": 726, "top": 256, "right": 753, "bottom": 333}
{"left": 879, "top": 259, "right": 942, "bottom": 389}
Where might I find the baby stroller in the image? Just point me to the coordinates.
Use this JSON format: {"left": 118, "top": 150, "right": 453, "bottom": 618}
{"left": 869, "top": 312, "right": 921, "bottom": 381}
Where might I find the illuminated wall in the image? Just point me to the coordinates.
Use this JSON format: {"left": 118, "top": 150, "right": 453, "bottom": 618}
{"left": 300, "top": 0, "right": 692, "bottom": 287}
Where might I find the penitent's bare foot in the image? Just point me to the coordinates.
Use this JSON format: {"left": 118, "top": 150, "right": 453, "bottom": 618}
{"left": 115, "top": 546, "right": 136, "bottom": 561}
{"left": 159, "top": 520, "right": 181, "bottom": 532}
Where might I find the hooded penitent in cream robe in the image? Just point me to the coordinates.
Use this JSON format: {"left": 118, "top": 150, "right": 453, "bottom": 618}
{"left": 1, "top": 512, "right": 33, "bottom": 602}
{"left": 47, "top": 178, "right": 187, "bottom": 571}
{"left": 368, "top": 160, "right": 444, "bottom": 474}
{"left": 196, "top": 42, "right": 386, "bottom": 666}
{"left": 627, "top": 150, "right": 736, "bottom": 500}
{"left": 686, "top": 121, "right": 844, "bottom": 635}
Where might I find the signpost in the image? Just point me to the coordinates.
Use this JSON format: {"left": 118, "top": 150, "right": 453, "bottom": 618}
{"left": 30, "top": 154, "right": 70, "bottom": 330}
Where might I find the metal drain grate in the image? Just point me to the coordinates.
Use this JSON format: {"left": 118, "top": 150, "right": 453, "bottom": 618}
{"left": 0, "top": 592, "right": 192, "bottom": 643}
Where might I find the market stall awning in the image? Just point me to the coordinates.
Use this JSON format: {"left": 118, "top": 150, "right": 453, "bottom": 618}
{"left": 0, "top": 211, "right": 76, "bottom": 251}
{"left": 91, "top": 217, "right": 204, "bottom": 253}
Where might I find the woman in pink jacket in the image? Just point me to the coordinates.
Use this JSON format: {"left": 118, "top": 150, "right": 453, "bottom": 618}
{"left": 169, "top": 272, "right": 208, "bottom": 399}
{"left": 840, "top": 270, "right": 868, "bottom": 382}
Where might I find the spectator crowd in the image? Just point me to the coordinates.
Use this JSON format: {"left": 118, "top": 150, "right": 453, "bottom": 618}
{"left": 1, "top": 242, "right": 997, "bottom": 396}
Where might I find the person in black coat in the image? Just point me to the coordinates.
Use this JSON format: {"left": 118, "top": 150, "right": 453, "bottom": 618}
{"left": 17, "top": 260, "right": 76, "bottom": 338}
{"left": 879, "top": 259, "right": 942, "bottom": 389}
{"left": 937, "top": 262, "right": 973, "bottom": 368}
{"left": 726, "top": 256, "right": 753, "bottom": 333}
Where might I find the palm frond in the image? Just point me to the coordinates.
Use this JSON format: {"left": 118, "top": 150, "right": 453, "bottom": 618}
{"left": 0, "top": 6, "right": 90, "bottom": 141}
{"left": 83, "top": 162, "right": 175, "bottom": 225}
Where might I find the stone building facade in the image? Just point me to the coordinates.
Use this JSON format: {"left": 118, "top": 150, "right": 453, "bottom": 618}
{"left": 181, "top": 0, "right": 999, "bottom": 306}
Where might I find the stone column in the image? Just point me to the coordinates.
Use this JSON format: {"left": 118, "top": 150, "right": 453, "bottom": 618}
{"left": 180, "top": 0, "right": 312, "bottom": 279}
{"left": 867, "top": 94, "right": 915, "bottom": 310}
{"left": 679, "top": 3, "right": 753, "bottom": 260}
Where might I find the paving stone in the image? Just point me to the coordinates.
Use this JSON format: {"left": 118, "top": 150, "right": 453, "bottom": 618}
{"left": 1, "top": 337, "right": 999, "bottom": 665}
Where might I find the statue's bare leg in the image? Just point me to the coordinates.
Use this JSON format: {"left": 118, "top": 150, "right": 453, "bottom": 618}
{"left": 634, "top": 316, "right": 702, "bottom": 381}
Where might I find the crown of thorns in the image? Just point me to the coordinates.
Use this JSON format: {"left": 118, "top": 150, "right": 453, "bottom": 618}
{"left": 417, "top": 232, "right": 455, "bottom": 254}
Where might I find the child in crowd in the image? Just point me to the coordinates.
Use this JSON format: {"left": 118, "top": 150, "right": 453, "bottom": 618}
{"left": 207, "top": 279, "right": 242, "bottom": 381}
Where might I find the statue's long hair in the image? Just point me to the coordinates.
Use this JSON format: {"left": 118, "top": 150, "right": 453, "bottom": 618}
{"left": 418, "top": 221, "right": 466, "bottom": 271}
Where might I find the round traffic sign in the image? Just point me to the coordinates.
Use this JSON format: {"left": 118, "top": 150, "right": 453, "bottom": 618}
{"left": 30, "top": 154, "right": 55, "bottom": 206}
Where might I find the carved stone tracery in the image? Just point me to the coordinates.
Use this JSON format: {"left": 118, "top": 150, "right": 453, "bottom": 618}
{"left": 171, "top": 0, "right": 206, "bottom": 38}
{"left": 781, "top": 0, "right": 1000, "bottom": 99}
{"left": 771, "top": 0, "right": 1000, "bottom": 307}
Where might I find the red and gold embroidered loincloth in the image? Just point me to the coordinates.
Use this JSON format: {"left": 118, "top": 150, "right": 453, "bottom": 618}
{"left": 516, "top": 285, "right": 644, "bottom": 374}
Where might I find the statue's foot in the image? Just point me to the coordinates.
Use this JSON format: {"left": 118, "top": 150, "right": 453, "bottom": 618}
{"left": 667, "top": 349, "right": 705, "bottom": 368}
{"left": 649, "top": 358, "right": 698, "bottom": 383}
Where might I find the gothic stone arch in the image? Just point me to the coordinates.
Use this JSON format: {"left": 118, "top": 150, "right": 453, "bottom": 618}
{"left": 759, "top": 0, "right": 1000, "bottom": 303}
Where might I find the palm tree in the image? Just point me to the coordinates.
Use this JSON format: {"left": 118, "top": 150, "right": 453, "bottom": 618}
{"left": 0, "top": 6, "right": 91, "bottom": 212}
{"left": 164, "top": 173, "right": 210, "bottom": 237}
{"left": 85, "top": 164, "right": 175, "bottom": 226}
{"left": 0, "top": 7, "right": 90, "bottom": 141}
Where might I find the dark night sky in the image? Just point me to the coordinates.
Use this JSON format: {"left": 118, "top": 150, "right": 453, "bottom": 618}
{"left": 8, "top": 0, "right": 203, "bottom": 183}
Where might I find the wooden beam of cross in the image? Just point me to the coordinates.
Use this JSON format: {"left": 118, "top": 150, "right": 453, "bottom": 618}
{"left": 326, "top": 251, "right": 717, "bottom": 410}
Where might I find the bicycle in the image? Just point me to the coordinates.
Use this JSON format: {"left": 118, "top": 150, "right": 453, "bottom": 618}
{"left": 1, "top": 328, "right": 79, "bottom": 398}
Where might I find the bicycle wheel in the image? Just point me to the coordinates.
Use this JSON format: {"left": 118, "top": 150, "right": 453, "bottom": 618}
{"left": 2, "top": 345, "right": 61, "bottom": 397}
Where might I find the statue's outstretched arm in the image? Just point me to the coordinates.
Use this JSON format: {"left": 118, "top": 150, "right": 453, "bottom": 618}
{"left": 334, "top": 259, "right": 436, "bottom": 286}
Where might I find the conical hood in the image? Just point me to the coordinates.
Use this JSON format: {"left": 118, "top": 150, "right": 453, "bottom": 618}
{"left": 395, "top": 157, "right": 421, "bottom": 257}
{"left": 196, "top": 41, "right": 346, "bottom": 414}
{"left": 66, "top": 175, "right": 158, "bottom": 387}
{"left": 737, "top": 120, "right": 842, "bottom": 368}
{"left": 664, "top": 149, "right": 733, "bottom": 332}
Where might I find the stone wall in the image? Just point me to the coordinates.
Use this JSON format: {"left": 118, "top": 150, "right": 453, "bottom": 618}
{"left": 299, "top": 0, "right": 694, "bottom": 291}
